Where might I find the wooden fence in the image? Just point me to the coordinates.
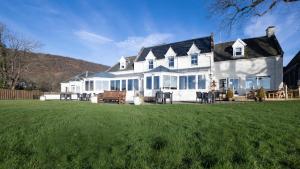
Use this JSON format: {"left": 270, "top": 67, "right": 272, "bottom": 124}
{"left": 0, "top": 89, "right": 43, "bottom": 100}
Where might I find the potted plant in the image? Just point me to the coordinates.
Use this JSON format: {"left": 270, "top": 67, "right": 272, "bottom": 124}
{"left": 133, "top": 91, "right": 143, "bottom": 105}
{"left": 226, "top": 88, "right": 234, "bottom": 101}
{"left": 256, "top": 87, "right": 266, "bottom": 102}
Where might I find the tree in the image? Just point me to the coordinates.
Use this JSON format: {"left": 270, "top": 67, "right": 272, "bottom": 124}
{"left": 0, "top": 23, "right": 40, "bottom": 89}
{"left": 209, "top": 0, "right": 300, "bottom": 30}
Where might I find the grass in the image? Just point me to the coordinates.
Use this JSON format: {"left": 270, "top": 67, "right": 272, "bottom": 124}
{"left": 0, "top": 100, "right": 299, "bottom": 169}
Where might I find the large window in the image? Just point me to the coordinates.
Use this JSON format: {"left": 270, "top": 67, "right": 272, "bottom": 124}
{"left": 154, "top": 76, "right": 160, "bottom": 89}
{"left": 179, "top": 76, "right": 187, "bottom": 89}
{"left": 191, "top": 54, "right": 198, "bottom": 65}
{"left": 188, "top": 76, "right": 196, "bottom": 89}
{"left": 229, "top": 78, "right": 239, "bottom": 91}
{"left": 257, "top": 76, "right": 271, "bottom": 89}
{"left": 146, "top": 76, "right": 152, "bottom": 89}
{"left": 198, "top": 75, "right": 206, "bottom": 89}
{"left": 110, "top": 80, "right": 120, "bottom": 91}
{"left": 163, "top": 75, "right": 177, "bottom": 89}
{"left": 246, "top": 77, "right": 256, "bottom": 89}
{"left": 168, "top": 57, "right": 174, "bottom": 67}
{"left": 148, "top": 59, "right": 154, "bottom": 70}
{"left": 128, "top": 79, "right": 133, "bottom": 91}
{"left": 85, "top": 80, "right": 94, "bottom": 91}
{"left": 122, "top": 80, "right": 126, "bottom": 91}
{"left": 95, "top": 80, "right": 110, "bottom": 91}
{"left": 134, "top": 79, "right": 139, "bottom": 90}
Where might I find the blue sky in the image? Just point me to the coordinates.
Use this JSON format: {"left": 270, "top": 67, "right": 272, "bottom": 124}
{"left": 0, "top": 0, "right": 299, "bottom": 66}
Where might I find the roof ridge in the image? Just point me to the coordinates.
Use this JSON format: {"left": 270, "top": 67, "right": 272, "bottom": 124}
{"left": 215, "top": 35, "right": 267, "bottom": 45}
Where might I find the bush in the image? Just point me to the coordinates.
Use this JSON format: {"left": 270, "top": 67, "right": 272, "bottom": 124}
{"left": 226, "top": 88, "right": 234, "bottom": 100}
{"left": 256, "top": 87, "right": 266, "bottom": 101}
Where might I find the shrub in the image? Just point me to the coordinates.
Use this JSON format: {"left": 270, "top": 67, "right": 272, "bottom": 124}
{"left": 226, "top": 88, "right": 234, "bottom": 100}
{"left": 256, "top": 87, "right": 266, "bottom": 101}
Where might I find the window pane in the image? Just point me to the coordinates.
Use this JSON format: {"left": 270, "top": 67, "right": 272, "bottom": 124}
{"left": 257, "top": 76, "right": 270, "bottom": 89}
{"left": 198, "top": 75, "right": 206, "bottom": 89}
{"left": 122, "top": 80, "right": 126, "bottom": 91}
{"left": 191, "top": 54, "right": 198, "bottom": 65}
{"left": 134, "top": 79, "right": 139, "bottom": 90}
{"left": 103, "top": 81, "right": 109, "bottom": 90}
{"left": 95, "top": 80, "right": 102, "bottom": 91}
{"left": 163, "top": 75, "right": 170, "bottom": 88}
{"left": 154, "top": 76, "right": 160, "bottom": 89}
{"left": 146, "top": 76, "right": 152, "bottom": 89}
{"left": 246, "top": 77, "right": 256, "bottom": 89}
{"left": 128, "top": 79, "right": 133, "bottom": 91}
{"left": 219, "top": 79, "right": 227, "bottom": 90}
{"left": 149, "top": 60, "right": 153, "bottom": 69}
{"left": 171, "top": 76, "right": 177, "bottom": 89}
{"left": 85, "top": 81, "right": 89, "bottom": 91}
{"left": 229, "top": 79, "right": 239, "bottom": 91}
{"left": 188, "top": 76, "right": 196, "bottom": 89}
{"left": 179, "top": 76, "right": 187, "bottom": 89}
{"left": 169, "top": 57, "right": 174, "bottom": 67}
{"left": 90, "top": 81, "right": 94, "bottom": 91}
{"left": 110, "top": 80, "right": 115, "bottom": 90}
{"left": 116, "top": 80, "right": 120, "bottom": 91}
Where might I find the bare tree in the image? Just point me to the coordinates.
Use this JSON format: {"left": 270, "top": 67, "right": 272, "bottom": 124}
{"left": 0, "top": 23, "right": 40, "bottom": 89}
{"left": 209, "top": 0, "right": 300, "bottom": 30}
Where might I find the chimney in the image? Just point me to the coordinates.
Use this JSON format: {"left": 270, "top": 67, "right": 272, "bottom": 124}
{"left": 266, "top": 26, "right": 275, "bottom": 37}
{"left": 85, "top": 71, "right": 88, "bottom": 77}
{"left": 210, "top": 32, "right": 214, "bottom": 50}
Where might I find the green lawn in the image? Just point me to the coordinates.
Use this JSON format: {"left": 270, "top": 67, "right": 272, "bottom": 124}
{"left": 0, "top": 101, "right": 299, "bottom": 169}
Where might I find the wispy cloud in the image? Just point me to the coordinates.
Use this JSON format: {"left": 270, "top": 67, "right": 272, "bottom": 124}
{"left": 74, "top": 30, "right": 113, "bottom": 44}
{"left": 116, "top": 33, "right": 173, "bottom": 51}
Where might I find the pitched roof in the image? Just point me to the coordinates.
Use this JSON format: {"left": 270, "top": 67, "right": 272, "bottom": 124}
{"left": 107, "top": 56, "right": 136, "bottom": 72}
{"left": 87, "top": 72, "right": 115, "bottom": 78}
{"left": 62, "top": 71, "right": 95, "bottom": 82}
{"left": 285, "top": 50, "right": 300, "bottom": 70}
{"left": 136, "top": 36, "right": 213, "bottom": 62}
{"left": 147, "top": 65, "right": 175, "bottom": 73}
{"left": 214, "top": 35, "right": 283, "bottom": 62}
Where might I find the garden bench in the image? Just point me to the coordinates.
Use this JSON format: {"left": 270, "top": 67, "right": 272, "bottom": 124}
{"left": 102, "top": 91, "right": 126, "bottom": 104}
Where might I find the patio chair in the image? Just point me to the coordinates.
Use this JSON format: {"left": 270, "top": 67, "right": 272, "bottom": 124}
{"left": 155, "top": 91, "right": 164, "bottom": 104}
{"left": 196, "top": 92, "right": 203, "bottom": 103}
{"left": 163, "top": 92, "right": 173, "bottom": 104}
{"left": 203, "top": 92, "right": 209, "bottom": 104}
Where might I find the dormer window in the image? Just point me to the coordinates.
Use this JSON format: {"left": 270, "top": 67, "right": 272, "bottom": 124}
{"left": 235, "top": 47, "right": 242, "bottom": 56}
{"left": 232, "top": 39, "right": 246, "bottom": 58}
{"left": 148, "top": 59, "right": 154, "bottom": 69}
{"left": 168, "top": 57, "right": 174, "bottom": 67}
{"left": 191, "top": 54, "right": 198, "bottom": 65}
{"left": 119, "top": 56, "right": 126, "bottom": 70}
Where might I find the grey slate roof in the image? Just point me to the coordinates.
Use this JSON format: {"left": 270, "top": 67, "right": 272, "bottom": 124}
{"left": 146, "top": 65, "right": 210, "bottom": 73}
{"left": 136, "top": 36, "right": 213, "bottom": 62}
{"left": 147, "top": 66, "right": 175, "bottom": 73}
{"left": 285, "top": 50, "right": 300, "bottom": 70}
{"left": 87, "top": 72, "right": 115, "bottom": 78}
{"left": 62, "top": 71, "right": 95, "bottom": 82}
{"left": 214, "top": 35, "right": 283, "bottom": 62}
{"left": 107, "top": 56, "right": 136, "bottom": 72}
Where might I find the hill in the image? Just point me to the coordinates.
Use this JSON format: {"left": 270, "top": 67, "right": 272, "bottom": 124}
{"left": 20, "top": 53, "right": 109, "bottom": 91}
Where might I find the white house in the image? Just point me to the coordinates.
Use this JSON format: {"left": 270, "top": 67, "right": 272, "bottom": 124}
{"left": 61, "top": 26, "right": 283, "bottom": 102}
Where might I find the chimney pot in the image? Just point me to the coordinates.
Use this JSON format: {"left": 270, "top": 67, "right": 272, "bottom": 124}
{"left": 266, "top": 26, "right": 275, "bottom": 37}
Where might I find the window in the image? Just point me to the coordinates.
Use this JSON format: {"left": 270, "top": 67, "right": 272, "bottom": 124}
{"left": 134, "top": 79, "right": 139, "bottom": 90}
{"left": 179, "top": 76, "right": 187, "bottom": 89}
{"left": 188, "top": 76, "right": 196, "bottom": 89}
{"left": 257, "top": 76, "right": 271, "bottom": 89}
{"left": 128, "top": 79, "right": 133, "bottom": 91}
{"left": 110, "top": 80, "right": 116, "bottom": 90}
{"left": 229, "top": 78, "right": 239, "bottom": 91}
{"left": 246, "top": 77, "right": 256, "bottom": 89}
{"left": 163, "top": 75, "right": 177, "bottom": 89}
{"left": 198, "top": 75, "right": 206, "bottom": 89}
{"left": 148, "top": 59, "right": 154, "bottom": 69}
{"left": 219, "top": 79, "right": 227, "bottom": 90}
{"left": 122, "top": 80, "right": 126, "bottom": 91}
{"left": 85, "top": 80, "right": 94, "bottom": 91}
{"left": 168, "top": 57, "right": 174, "bottom": 67}
{"left": 154, "top": 76, "right": 160, "bottom": 89}
{"left": 235, "top": 47, "right": 242, "bottom": 56}
{"left": 191, "top": 54, "right": 198, "bottom": 65}
{"left": 146, "top": 76, "right": 152, "bottom": 89}
{"left": 116, "top": 80, "right": 120, "bottom": 91}
{"left": 95, "top": 80, "right": 109, "bottom": 91}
